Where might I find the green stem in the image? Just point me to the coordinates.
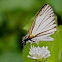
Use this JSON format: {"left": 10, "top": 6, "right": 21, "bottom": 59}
{"left": 32, "top": 59, "right": 46, "bottom": 62}
{"left": 33, "top": 60, "right": 45, "bottom": 62}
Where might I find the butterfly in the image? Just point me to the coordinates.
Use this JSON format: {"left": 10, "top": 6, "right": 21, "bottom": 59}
{"left": 22, "top": 4, "right": 57, "bottom": 45}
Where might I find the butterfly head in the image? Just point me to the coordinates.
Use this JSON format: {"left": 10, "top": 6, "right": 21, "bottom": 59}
{"left": 22, "top": 33, "right": 35, "bottom": 45}
{"left": 22, "top": 33, "right": 29, "bottom": 45}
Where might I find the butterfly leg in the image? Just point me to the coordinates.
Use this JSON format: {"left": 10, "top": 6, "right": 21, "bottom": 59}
{"left": 29, "top": 42, "right": 32, "bottom": 48}
{"left": 36, "top": 41, "right": 39, "bottom": 46}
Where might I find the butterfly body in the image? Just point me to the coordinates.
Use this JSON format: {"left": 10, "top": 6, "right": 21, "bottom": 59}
{"left": 22, "top": 4, "right": 57, "bottom": 45}
{"left": 23, "top": 34, "right": 35, "bottom": 45}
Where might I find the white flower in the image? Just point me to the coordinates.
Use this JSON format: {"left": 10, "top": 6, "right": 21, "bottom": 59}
{"left": 27, "top": 46, "right": 51, "bottom": 60}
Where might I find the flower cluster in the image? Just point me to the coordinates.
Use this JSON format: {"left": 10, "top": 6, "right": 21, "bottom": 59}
{"left": 27, "top": 46, "right": 51, "bottom": 61}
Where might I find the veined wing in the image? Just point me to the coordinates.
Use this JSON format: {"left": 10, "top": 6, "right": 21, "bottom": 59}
{"left": 31, "top": 36, "right": 54, "bottom": 42}
{"left": 29, "top": 4, "right": 56, "bottom": 39}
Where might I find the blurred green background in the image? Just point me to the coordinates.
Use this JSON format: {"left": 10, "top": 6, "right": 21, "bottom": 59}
{"left": 0, "top": 0, "right": 62, "bottom": 62}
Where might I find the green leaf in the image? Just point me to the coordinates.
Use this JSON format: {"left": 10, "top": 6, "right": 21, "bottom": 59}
{"left": 23, "top": 15, "right": 62, "bottom": 62}
{"left": 23, "top": 25, "right": 62, "bottom": 62}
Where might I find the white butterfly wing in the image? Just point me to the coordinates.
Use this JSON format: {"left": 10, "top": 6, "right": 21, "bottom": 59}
{"left": 31, "top": 36, "right": 54, "bottom": 42}
{"left": 28, "top": 4, "right": 56, "bottom": 41}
